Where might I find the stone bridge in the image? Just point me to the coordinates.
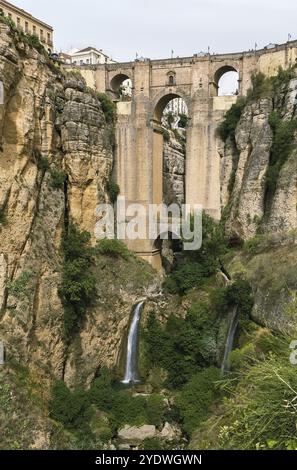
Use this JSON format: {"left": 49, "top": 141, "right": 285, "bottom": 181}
{"left": 78, "top": 41, "right": 297, "bottom": 268}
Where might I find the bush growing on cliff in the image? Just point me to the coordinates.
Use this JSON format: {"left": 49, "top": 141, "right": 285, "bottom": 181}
{"left": 96, "top": 239, "right": 131, "bottom": 261}
{"left": 218, "top": 98, "right": 246, "bottom": 143}
{"left": 97, "top": 93, "right": 116, "bottom": 124}
{"left": 49, "top": 380, "right": 91, "bottom": 432}
{"left": 0, "top": 208, "right": 6, "bottom": 225}
{"left": 106, "top": 179, "right": 120, "bottom": 203}
{"left": 264, "top": 111, "right": 297, "bottom": 211}
{"left": 59, "top": 223, "right": 96, "bottom": 341}
{"left": 50, "top": 168, "right": 67, "bottom": 189}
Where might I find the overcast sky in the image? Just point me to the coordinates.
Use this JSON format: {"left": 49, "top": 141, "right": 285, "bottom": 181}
{"left": 13, "top": 0, "right": 297, "bottom": 61}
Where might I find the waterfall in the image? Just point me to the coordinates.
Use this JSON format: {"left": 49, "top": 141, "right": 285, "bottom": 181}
{"left": 221, "top": 306, "right": 239, "bottom": 375}
{"left": 122, "top": 301, "right": 144, "bottom": 384}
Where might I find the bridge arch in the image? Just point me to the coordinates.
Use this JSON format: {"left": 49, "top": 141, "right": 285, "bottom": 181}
{"left": 109, "top": 72, "right": 133, "bottom": 99}
{"left": 213, "top": 65, "right": 240, "bottom": 96}
{"left": 151, "top": 91, "right": 189, "bottom": 209}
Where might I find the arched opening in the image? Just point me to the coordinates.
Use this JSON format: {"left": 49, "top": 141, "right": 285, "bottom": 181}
{"left": 153, "top": 94, "right": 188, "bottom": 206}
{"left": 110, "top": 73, "right": 132, "bottom": 101}
{"left": 214, "top": 66, "right": 239, "bottom": 96}
{"left": 154, "top": 232, "right": 183, "bottom": 273}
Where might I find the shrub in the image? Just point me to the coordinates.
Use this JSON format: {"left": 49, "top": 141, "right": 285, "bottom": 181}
{"left": 50, "top": 168, "right": 67, "bottom": 189}
{"left": 264, "top": 111, "right": 297, "bottom": 212}
{"left": 218, "top": 98, "right": 246, "bottom": 143}
{"left": 0, "top": 208, "right": 6, "bottom": 225}
{"left": 106, "top": 179, "right": 120, "bottom": 203}
{"left": 36, "top": 154, "right": 50, "bottom": 171}
{"left": 96, "top": 239, "right": 131, "bottom": 261}
{"left": 176, "top": 367, "right": 221, "bottom": 436}
{"left": 49, "top": 380, "right": 91, "bottom": 432}
{"left": 97, "top": 93, "right": 116, "bottom": 124}
{"left": 59, "top": 223, "right": 96, "bottom": 341}
{"left": 8, "top": 271, "right": 33, "bottom": 299}
{"left": 213, "top": 279, "right": 253, "bottom": 318}
{"left": 178, "top": 113, "right": 188, "bottom": 129}
{"left": 246, "top": 72, "right": 273, "bottom": 101}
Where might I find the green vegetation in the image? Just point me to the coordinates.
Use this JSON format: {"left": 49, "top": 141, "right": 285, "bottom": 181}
{"left": 0, "top": 207, "right": 6, "bottom": 225}
{"left": 176, "top": 367, "right": 221, "bottom": 436}
{"left": 49, "top": 368, "right": 167, "bottom": 440}
{"left": 178, "top": 113, "right": 188, "bottom": 129}
{"left": 204, "top": 335, "right": 297, "bottom": 450}
{"left": 218, "top": 97, "right": 246, "bottom": 143}
{"left": 144, "top": 302, "right": 218, "bottom": 389}
{"left": 106, "top": 179, "right": 120, "bottom": 203}
{"left": 8, "top": 271, "right": 33, "bottom": 300}
{"left": 213, "top": 279, "right": 253, "bottom": 318}
{"left": 35, "top": 153, "right": 67, "bottom": 190}
{"left": 0, "top": 13, "right": 46, "bottom": 54}
{"left": 265, "top": 111, "right": 297, "bottom": 211}
{"left": 50, "top": 168, "right": 67, "bottom": 190}
{"left": 164, "top": 213, "right": 227, "bottom": 294}
{"left": 59, "top": 223, "right": 96, "bottom": 342}
{"left": 97, "top": 93, "right": 116, "bottom": 124}
{"left": 96, "top": 239, "right": 131, "bottom": 261}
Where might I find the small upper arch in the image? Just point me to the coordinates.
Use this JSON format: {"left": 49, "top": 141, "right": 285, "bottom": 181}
{"left": 213, "top": 65, "right": 240, "bottom": 96}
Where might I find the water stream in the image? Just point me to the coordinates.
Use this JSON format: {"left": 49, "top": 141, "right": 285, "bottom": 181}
{"left": 221, "top": 306, "right": 239, "bottom": 375}
{"left": 122, "top": 301, "right": 144, "bottom": 384}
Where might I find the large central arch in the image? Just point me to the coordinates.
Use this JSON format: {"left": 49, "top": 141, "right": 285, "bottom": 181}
{"left": 151, "top": 92, "right": 190, "bottom": 206}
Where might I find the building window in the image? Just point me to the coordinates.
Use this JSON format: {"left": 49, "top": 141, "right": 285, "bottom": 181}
{"left": 8, "top": 13, "right": 12, "bottom": 19}
{"left": 86, "top": 59, "right": 89, "bottom": 64}
{"left": 47, "top": 32, "right": 51, "bottom": 44}
{"left": 80, "top": 60, "right": 83, "bottom": 65}
{"left": 17, "top": 17, "right": 20, "bottom": 27}
{"left": 33, "top": 25, "right": 36, "bottom": 35}
{"left": 25, "top": 21, "right": 29, "bottom": 33}
{"left": 40, "top": 29, "right": 44, "bottom": 41}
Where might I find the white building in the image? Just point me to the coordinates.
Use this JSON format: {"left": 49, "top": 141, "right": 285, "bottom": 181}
{"left": 70, "top": 47, "right": 115, "bottom": 66}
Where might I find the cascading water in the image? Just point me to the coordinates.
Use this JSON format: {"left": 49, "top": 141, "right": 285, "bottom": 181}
{"left": 221, "top": 306, "right": 239, "bottom": 375}
{"left": 122, "top": 301, "right": 144, "bottom": 384}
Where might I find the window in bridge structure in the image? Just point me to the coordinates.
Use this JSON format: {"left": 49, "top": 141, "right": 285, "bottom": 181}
{"left": 110, "top": 74, "right": 133, "bottom": 101}
{"left": 217, "top": 70, "right": 239, "bottom": 96}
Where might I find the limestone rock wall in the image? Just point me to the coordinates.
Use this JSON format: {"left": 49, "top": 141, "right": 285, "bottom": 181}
{"left": 163, "top": 131, "right": 185, "bottom": 206}
{"left": 0, "top": 24, "right": 156, "bottom": 385}
{"left": 221, "top": 78, "right": 297, "bottom": 240}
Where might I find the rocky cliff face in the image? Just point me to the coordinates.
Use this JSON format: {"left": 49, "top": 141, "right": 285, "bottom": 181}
{"left": 220, "top": 72, "right": 297, "bottom": 332}
{"left": 163, "top": 131, "right": 185, "bottom": 206}
{"left": 0, "top": 23, "right": 157, "bottom": 390}
{"left": 221, "top": 79, "right": 297, "bottom": 240}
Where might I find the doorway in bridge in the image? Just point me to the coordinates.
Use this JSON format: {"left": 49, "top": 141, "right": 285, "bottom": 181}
{"left": 110, "top": 73, "right": 133, "bottom": 101}
{"left": 215, "top": 66, "right": 239, "bottom": 96}
{"left": 153, "top": 94, "right": 189, "bottom": 207}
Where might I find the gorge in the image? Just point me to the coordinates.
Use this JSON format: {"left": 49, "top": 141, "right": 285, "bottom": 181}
{"left": 0, "top": 14, "right": 297, "bottom": 451}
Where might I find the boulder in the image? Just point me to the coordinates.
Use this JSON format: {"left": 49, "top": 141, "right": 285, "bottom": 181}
{"left": 160, "top": 422, "right": 182, "bottom": 442}
{"left": 118, "top": 425, "right": 157, "bottom": 443}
